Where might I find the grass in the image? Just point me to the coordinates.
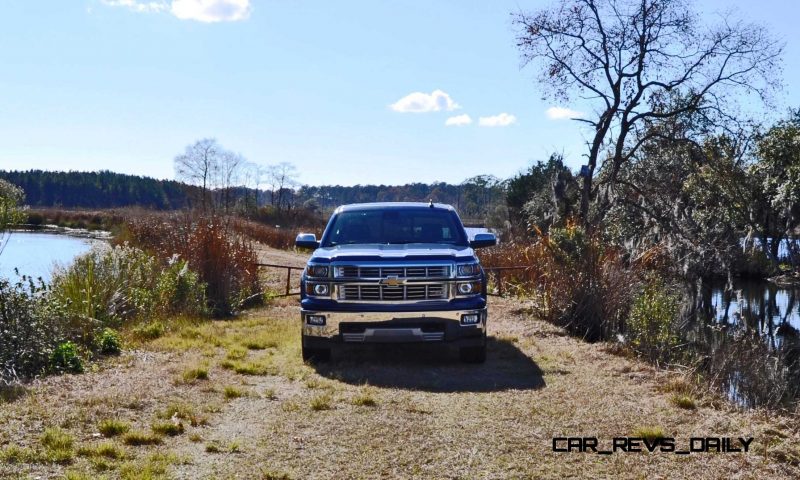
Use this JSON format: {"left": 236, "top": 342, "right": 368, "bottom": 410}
{"left": 157, "top": 402, "right": 207, "bottom": 427}
{"left": 352, "top": 386, "right": 378, "bottom": 407}
{"left": 309, "top": 392, "right": 333, "bottom": 411}
{"left": 224, "top": 385, "right": 247, "bottom": 399}
{"left": 151, "top": 421, "right": 185, "bottom": 436}
{"left": 181, "top": 365, "right": 209, "bottom": 383}
{"left": 670, "top": 394, "right": 697, "bottom": 410}
{"left": 261, "top": 469, "right": 293, "bottom": 480}
{"left": 632, "top": 426, "right": 666, "bottom": 442}
{"left": 98, "top": 419, "right": 131, "bottom": 437}
{"left": 0, "top": 445, "right": 44, "bottom": 464}
{"left": 41, "top": 427, "right": 75, "bottom": 464}
{"left": 122, "top": 430, "right": 163, "bottom": 446}
{"left": 133, "top": 321, "right": 166, "bottom": 340}
{"left": 77, "top": 442, "right": 126, "bottom": 460}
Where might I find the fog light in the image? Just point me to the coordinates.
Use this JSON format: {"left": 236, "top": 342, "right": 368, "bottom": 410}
{"left": 461, "top": 313, "right": 480, "bottom": 325}
{"left": 307, "top": 315, "right": 326, "bottom": 326}
{"left": 313, "top": 284, "right": 329, "bottom": 296}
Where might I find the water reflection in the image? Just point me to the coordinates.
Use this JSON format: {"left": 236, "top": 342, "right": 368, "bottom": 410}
{"left": 685, "top": 279, "right": 800, "bottom": 408}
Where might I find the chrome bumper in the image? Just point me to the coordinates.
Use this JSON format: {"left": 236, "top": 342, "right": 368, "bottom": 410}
{"left": 301, "top": 308, "right": 487, "bottom": 341}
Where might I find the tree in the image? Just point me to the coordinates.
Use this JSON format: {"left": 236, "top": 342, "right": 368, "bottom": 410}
{"left": 506, "top": 154, "right": 576, "bottom": 231}
{"left": 174, "top": 139, "right": 250, "bottom": 213}
{"left": 0, "top": 179, "right": 24, "bottom": 232}
{"left": 265, "top": 162, "right": 299, "bottom": 212}
{"left": 750, "top": 110, "right": 800, "bottom": 265}
{"left": 174, "top": 138, "right": 219, "bottom": 211}
{"left": 514, "top": 0, "right": 782, "bottom": 225}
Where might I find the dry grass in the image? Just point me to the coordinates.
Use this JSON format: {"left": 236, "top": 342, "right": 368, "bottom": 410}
{"left": 1, "top": 256, "right": 798, "bottom": 479}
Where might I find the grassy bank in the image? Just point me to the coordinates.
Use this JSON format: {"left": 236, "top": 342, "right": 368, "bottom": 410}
{"left": 1, "top": 294, "right": 798, "bottom": 478}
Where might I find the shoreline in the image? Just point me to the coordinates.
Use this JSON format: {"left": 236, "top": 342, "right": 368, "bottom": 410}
{"left": 10, "top": 224, "right": 113, "bottom": 241}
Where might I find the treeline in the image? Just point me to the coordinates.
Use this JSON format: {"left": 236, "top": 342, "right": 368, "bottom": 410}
{"left": 0, "top": 170, "right": 196, "bottom": 209}
{"left": 0, "top": 169, "right": 509, "bottom": 224}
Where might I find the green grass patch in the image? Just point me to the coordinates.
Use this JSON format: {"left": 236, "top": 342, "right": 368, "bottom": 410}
{"left": 309, "top": 392, "right": 333, "bottom": 411}
{"left": 122, "top": 430, "right": 163, "bottom": 446}
{"left": 670, "top": 394, "right": 697, "bottom": 410}
{"left": 632, "top": 426, "right": 666, "bottom": 442}
{"left": 181, "top": 365, "right": 209, "bottom": 383}
{"left": 157, "top": 402, "right": 207, "bottom": 427}
{"left": 77, "top": 441, "right": 126, "bottom": 460}
{"left": 224, "top": 385, "right": 246, "bottom": 399}
{"left": 151, "top": 421, "right": 185, "bottom": 437}
{"left": 98, "top": 419, "right": 131, "bottom": 437}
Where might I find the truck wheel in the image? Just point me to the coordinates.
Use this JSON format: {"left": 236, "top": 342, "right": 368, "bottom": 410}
{"left": 459, "top": 344, "right": 486, "bottom": 363}
{"left": 302, "top": 343, "right": 331, "bottom": 363}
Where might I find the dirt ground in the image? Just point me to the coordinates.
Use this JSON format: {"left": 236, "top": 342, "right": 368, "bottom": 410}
{"left": 1, "top": 246, "right": 799, "bottom": 479}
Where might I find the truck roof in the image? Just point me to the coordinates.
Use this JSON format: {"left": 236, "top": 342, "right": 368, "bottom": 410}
{"left": 334, "top": 202, "right": 456, "bottom": 213}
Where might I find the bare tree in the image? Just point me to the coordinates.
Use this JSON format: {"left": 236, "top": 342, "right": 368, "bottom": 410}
{"left": 216, "top": 150, "right": 246, "bottom": 213}
{"left": 174, "top": 138, "right": 219, "bottom": 211}
{"left": 514, "top": 0, "right": 782, "bottom": 224}
{"left": 265, "top": 162, "right": 299, "bottom": 212}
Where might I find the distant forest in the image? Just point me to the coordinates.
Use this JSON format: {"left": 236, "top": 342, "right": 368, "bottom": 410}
{"left": 0, "top": 170, "right": 510, "bottom": 222}
{"left": 0, "top": 170, "right": 195, "bottom": 209}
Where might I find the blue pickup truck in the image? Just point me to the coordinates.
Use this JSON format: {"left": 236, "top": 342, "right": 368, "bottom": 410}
{"left": 295, "top": 202, "right": 496, "bottom": 363}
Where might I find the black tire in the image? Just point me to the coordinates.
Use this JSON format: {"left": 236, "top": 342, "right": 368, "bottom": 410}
{"left": 459, "top": 344, "right": 486, "bottom": 363}
{"left": 302, "top": 343, "right": 331, "bottom": 363}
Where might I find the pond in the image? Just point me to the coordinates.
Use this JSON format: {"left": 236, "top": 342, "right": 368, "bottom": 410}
{"left": 0, "top": 231, "right": 100, "bottom": 282}
{"left": 686, "top": 279, "right": 800, "bottom": 408}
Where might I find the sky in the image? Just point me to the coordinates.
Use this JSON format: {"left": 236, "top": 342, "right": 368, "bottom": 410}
{"left": 0, "top": 0, "right": 799, "bottom": 187}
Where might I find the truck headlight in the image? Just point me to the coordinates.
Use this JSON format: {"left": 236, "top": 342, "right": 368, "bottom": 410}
{"left": 457, "top": 281, "right": 481, "bottom": 295}
{"left": 306, "top": 283, "right": 330, "bottom": 296}
{"left": 457, "top": 263, "right": 479, "bottom": 277}
{"left": 307, "top": 265, "right": 329, "bottom": 277}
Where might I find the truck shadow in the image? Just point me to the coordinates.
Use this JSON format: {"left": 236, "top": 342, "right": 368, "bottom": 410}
{"left": 313, "top": 337, "right": 545, "bottom": 393}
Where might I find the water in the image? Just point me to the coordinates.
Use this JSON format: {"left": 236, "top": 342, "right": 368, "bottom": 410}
{"left": 686, "top": 279, "right": 800, "bottom": 408}
{"left": 0, "top": 231, "right": 99, "bottom": 282}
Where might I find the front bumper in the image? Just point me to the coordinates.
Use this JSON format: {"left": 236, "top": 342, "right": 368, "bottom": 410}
{"left": 301, "top": 307, "right": 487, "bottom": 343}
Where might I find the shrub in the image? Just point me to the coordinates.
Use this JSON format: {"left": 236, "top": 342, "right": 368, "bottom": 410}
{"left": 50, "top": 244, "right": 207, "bottom": 336}
{"left": 479, "top": 222, "right": 639, "bottom": 341}
{"left": 50, "top": 341, "right": 84, "bottom": 374}
{"left": 125, "top": 214, "right": 260, "bottom": 316}
{"left": 0, "top": 276, "right": 66, "bottom": 383}
{"left": 626, "top": 279, "right": 682, "bottom": 363}
{"left": 97, "top": 328, "right": 122, "bottom": 355}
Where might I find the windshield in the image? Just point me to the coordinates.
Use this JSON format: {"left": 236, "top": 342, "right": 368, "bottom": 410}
{"left": 321, "top": 208, "right": 468, "bottom": 247}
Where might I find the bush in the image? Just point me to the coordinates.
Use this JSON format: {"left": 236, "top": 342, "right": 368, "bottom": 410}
{"left": 50, "top": 244, "right": 207, "bottom": 339}
{"left": 626, "top": 279, "right": 682, "bottom": 363}
{"left": 97, "top": 328, "right": 121, "bottom": 355}
{"left": 50, "top": 341, "right": 84, "bottom": 374}
{"left": 479, "top": 222, "right": 639, "bottom": 341}
{"left": 125, "top": 214, "right": 260, "bottom": 316}
{"left": 0, "top": 276, "right": 67, "bottom": 384}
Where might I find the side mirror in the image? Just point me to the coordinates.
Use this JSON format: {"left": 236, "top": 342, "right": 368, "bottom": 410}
{"left": 469, "top": 232, "right": 497, "bottom": 249}
{"left": 295, "top": 233, "right": 320, "bottom": 250}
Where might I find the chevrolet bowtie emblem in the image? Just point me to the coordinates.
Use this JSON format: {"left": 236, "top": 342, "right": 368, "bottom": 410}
{"left": 380, "top": 275, "right": 404, "bottom": 286}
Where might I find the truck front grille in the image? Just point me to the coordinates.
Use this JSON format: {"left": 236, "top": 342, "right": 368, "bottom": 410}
{"left": 339, "top": 283, "right": 448, "bottom": 302}
{"left": 335, "top": 265, "right": 450, "bottom": 278}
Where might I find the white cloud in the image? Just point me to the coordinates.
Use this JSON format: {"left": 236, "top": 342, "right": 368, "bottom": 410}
{"left": 445, "top": 114, "right": 472, "bottom": 126}
{"left": 478, "top": 113, "right": 517, "bottom": 127}
{"left": 171, "top": 0, "right": 251, "bottom": 23}
{"left": 390, "top": 90, "right": 460, "bottom": 113}
{"left": 100, "top": 0, "right": 251, "bottom": 22}
{"left": 545, "top": 106, "right": 585, "bottom": 120}
{"left": 100, "top": 0, "right": 168, "bottom": 13}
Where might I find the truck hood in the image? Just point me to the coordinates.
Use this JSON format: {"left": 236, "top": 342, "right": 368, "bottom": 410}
{"left": 309, "top": 243, "right": 476, "bottom": 263}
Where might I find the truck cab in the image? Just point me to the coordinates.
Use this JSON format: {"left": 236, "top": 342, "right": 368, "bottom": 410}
{"left": 296, "top": 202, "right": 496, "bottom": 363}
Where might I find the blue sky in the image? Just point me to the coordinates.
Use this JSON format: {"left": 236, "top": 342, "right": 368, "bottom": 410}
{"left": 0, "top": 0, "right": 798, "bottom": 186}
